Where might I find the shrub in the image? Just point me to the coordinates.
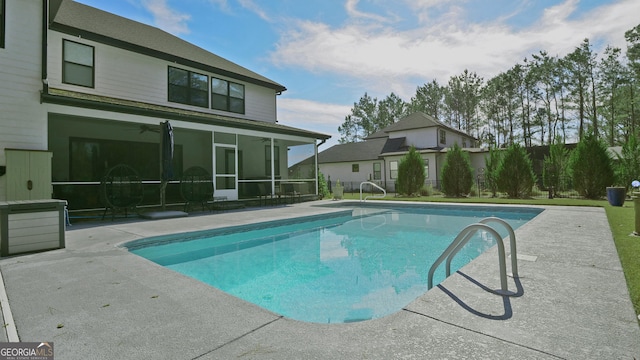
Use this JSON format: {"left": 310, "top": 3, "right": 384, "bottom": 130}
{"left": 496, "top": 143, "right": 537, "bottom": 198}
{"left": 615, "top": 135, "right": 640, "bottom": 190}
{"left": 317, "top": 171, "right": 330, "bottom": 199}
{"left": 441, "top": 143, "right": 473, "bottom": 197}
{"left": 420, "top": 184, "right": 433, "bottom": 196}
{"left": 542, "top": 140, "right": 570, "bottom": 196}
{"left": 396, "top": 146, "right": 425, "bottom": 196}
{"left": 469, "top": 183, "right": 479, "bottom": 197}
{"left": 570, "top": 134, "right": 615, "bottom": 199}
{"left": 484, "top": 147, "right": 502, "bottom": 197}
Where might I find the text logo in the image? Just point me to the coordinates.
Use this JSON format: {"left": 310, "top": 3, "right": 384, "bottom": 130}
{"left": 0, "top": 342, "right": 53, "bottom": 360}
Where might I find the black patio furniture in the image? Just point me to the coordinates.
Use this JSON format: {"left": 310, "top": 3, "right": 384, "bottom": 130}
{"left": 180, "top": 166, "right": 214, "bottom": 212}
{"left": 101, "top": 164, "right": 144, "bottom": 220}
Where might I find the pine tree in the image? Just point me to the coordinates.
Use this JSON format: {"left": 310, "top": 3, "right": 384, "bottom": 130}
{"left": 441, "top": 143, "right": 474, "bottom": 197}
{"left": 570, "top": 134, "right": 615, "bottom": 199}
{"left": 496, "top": 144, "right": 537, "bottom": 198}
{"left": 396, "top": 147, "right": 425, "bottom": 196}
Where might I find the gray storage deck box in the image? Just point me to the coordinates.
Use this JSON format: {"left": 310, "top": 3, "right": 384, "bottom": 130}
{"left": 0, "top": 200, "right": 66, "bottom": 256}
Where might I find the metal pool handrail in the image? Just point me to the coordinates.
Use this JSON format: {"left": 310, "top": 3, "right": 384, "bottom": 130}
{"left": 359, "top": 181, "right": 386, "bottom": 202}
{"left": 461, "top": 217, "right": 518, "bottom": 278}
{"left": 427, "top": 218, "right": 518, "bottom": 295}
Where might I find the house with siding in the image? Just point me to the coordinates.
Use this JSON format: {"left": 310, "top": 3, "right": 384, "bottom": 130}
{"left": 313, "top": 112, "right": 484, "bottom": 192}
{"left": 0, "top": 0, "right": 329, "bottom": 210}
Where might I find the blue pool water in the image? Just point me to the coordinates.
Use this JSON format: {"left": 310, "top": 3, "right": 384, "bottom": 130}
{"left": 127, "top": 204, "right": 541, "bottom": 323}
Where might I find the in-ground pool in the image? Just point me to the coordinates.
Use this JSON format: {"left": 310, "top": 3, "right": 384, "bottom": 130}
{"left": 126, "top": 203, "right": 542, "bottom": 323}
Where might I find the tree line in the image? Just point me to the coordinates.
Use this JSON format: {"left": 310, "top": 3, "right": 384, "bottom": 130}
{"left": 338, "top": 24, "right": 640, "bottom": 148}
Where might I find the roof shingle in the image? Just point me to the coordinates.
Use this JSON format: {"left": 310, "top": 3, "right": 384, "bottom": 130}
{"left": 318, "top": 138, "right": 387, "bottom": 163}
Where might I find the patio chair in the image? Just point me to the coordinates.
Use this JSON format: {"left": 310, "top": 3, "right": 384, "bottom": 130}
{"left": 281, "top": 183, "right": 301, "bottom": 204}
{"left": 180, "top": 166, "right": 214, "bottom": 212}
{"left": 101, "top": 164, "right": 144, "bottom": 220}
{"left": 257, "top": 182, "right": 275, "bottom": 206}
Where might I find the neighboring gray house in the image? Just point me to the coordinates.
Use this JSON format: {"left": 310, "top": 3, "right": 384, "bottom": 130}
{"left": 314, "top": 112, "right": 484, "bottom": 192}
{"left": 0, "top": 0, "right": 329, "bottom": 209}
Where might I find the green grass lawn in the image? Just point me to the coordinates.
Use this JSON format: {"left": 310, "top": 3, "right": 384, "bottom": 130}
{"left": 605, "top": 203, "right": 640, "bottom": 317}
{"left": 341, "top": 192, "right": 640, "bottom": 317}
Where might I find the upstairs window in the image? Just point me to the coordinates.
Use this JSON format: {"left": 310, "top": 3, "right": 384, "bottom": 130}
{"left": 212, "top": 78, "right": 245, "bottom": 114}
{"left": 63, "top": 40, "right": 94, "bottom": 87}
{"left": 439, "top": 129, "right": 446, "bottom": 145}
{"left": 168, "top": 66, "right": 208, "bottom": 108}
{"left": 1, "top": 0, "right": 5, "bottom": 48}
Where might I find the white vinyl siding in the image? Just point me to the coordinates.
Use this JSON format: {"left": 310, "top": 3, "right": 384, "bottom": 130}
{"left": 390, "top": 128, "right": 437, "bottom": 149}
{"left": 46, "top": 32, "right": 278, "bottom": 122}
{"left": 0, "top": 0, "right": 48, "bottom": 201}
{"left": 390, "top": 127, "right": 472, "bottom": 149}
{"left": 319, "top": 161, "right": 378, "bottom": 188}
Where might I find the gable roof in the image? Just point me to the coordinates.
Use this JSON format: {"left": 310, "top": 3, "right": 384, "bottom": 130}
{"left": 318, "top": 138, "right": 387, "bottom": 163}
{"left": 50, "top": 0, "right": 286, "bottom": 92}
{"left": 364, "top": 129, "right": 389, "bottom": 140}
{"left": 382, "top": 112, "right": 440, "bottom": 132}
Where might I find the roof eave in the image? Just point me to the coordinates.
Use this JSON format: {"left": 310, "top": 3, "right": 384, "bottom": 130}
{"left": 41, "top": 89, "right": 329, "bottom": 140}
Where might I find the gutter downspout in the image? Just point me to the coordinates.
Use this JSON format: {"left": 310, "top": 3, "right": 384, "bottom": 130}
{"left": 315, "top": 139, "right": 326, "bottom": 196}
{"left": 41, "top": 0, "right": 49, "bottom": 97}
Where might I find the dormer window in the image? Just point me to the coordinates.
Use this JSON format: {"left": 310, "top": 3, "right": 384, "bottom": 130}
{"left": 212, "top": 78, "right": 245, "bottom": 114}
{"left": 63, "top": 40, "right": 94, "bottom": 88}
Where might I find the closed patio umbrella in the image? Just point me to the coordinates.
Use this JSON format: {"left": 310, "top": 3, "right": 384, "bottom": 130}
{"left": 160, "top": 120, "right": 174, "bottom": 209}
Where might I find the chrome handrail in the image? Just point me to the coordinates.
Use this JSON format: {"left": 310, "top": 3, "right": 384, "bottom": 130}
{"left": 359, "top": 181, "right": 386, "bottom": 201}
{"left": 427, "top": 218, "right": 518, "bottom": 295}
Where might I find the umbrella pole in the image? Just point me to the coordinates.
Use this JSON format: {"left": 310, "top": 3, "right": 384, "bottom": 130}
{"left": 160, "top": 123, "right": 166, "bottom": 210}
{"left": 160, "top": 120, "right": 174, "bottom": 211}
{"left": 160, "top": 181, "right": 167, "bottom": 210}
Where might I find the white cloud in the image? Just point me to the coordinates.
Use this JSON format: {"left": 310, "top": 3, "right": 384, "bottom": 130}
{"left": 270, "top": 0, "right": 640, "bottom": 101}
{"left": 403, "top": 0, "right": 464, "bottom": 24}
{"left": 345, "top": 0, "right": 391, "bottom": 23}
{"left": 141, "top": 0, "right": 191, "bottom": 35}
{"left": 237, "top": 0, "right": 272, "bottom": 22}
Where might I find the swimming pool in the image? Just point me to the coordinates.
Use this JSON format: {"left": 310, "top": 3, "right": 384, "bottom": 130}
{"left": 126, "top": 204, "right": 542, "bottom": 323}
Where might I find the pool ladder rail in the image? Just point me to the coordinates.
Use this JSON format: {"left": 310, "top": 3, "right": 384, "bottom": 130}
{"left": 427, "top": 217, "right": 518, "bottom": 296}
{"left": 359, "top": 181, "right": 386, "bottom": 202}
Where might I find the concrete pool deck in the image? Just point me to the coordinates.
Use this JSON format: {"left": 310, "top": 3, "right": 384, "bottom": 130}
{"left": 0, "top": 200, "right": 638, "bottom": 359}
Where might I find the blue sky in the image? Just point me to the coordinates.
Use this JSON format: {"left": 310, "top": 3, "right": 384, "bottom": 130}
{"left": 75, "top": 0, "right": 640, "bottom": 148}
